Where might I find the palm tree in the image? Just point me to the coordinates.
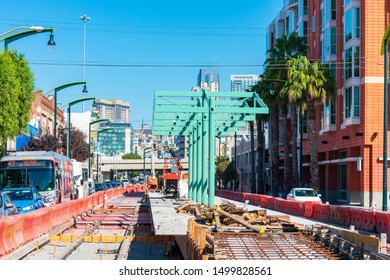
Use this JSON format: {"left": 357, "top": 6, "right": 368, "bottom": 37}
{"left": 286, "top": 55, "right": 336, "bottom": 190}
{"left": 264, "top": 32, "right": 307, "bottom": 195}
{"left": 252, "top": 80, "right": 273, "bottom": 194}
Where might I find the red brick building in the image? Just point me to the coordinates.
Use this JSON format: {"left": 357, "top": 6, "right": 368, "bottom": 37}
{"left": 267, "top": 0, "right": 390, "bottom": 208}
{"left": 15, "top": 90, "right": 64, "bottom": 150}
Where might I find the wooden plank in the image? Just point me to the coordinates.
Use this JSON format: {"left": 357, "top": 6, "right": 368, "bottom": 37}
{"left": 217, "top": 209, "right": 260, "bottom": 232}
{"left": 213, "top": 210, "right": 222, "bottom": 228}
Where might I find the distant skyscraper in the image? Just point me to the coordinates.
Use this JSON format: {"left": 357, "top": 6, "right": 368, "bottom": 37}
{"left": 95, "top": 99, "right": 130, "bottom": 123}
{"left": 197, "top": 68, "right": 219, "bottom": 92}
{"left": 230, "top": 74, "right": 260, "bottom": 92}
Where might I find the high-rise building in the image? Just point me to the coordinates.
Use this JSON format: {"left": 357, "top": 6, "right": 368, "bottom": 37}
{"left": 94, "top": 99, "right": 130, "bottom": 124}
{"left": 265, "top": 0, "right": 390, "bottom": 208}
{"left": 230, "top": 74, "right": 259, "bottom": 92}
{"left": 197, "top": 68, "right": 219, "bottom": 92}
{"left": 93, "top": 99, "right": 131, "bottom": 155}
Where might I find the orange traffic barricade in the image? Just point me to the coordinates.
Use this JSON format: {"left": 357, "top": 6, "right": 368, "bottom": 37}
{"left": 375, "top": 211, "right": 390, "bottom": 235}
{"left": 349, "top": 207, "right": 362, "bottom": 229}
{"left": 360, "top": 209, "right": 377, "bottom": 232}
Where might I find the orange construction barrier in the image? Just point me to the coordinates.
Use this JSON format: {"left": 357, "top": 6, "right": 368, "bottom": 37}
{"left": 284, "top": 200, "right": 295, "bottom": 215}
{"left": 258, "top": 195, "right": 269, "bottom": 208}
{"left": 349, "top": 208, "right": 362, "bottom": 229}
{"left": 0, "top": 218, "right": 7, "bottom": 257}
{"left": 313, "top": 203, "right": 330, "bottom": 222}
{"left": 290, "top": 200, "right": 301, "bottom": 216}
{"left": 2, "top": 216, "right": 18, "bottom": 255}
{"left": 329, "top": 205, "right": 340, "bottom": 224}
{"left": 360, "top": 209, "right": 377, "bottom": 232}
{"left": 266, "top": 196, "right": 275, "bottom": 210}
{"left": 273, "top": 198, "right": 285, "bottom": 212}
{"left": 336, "top": 206, "right": 351, "bottom": 227}
{"left": 375, "top": 211, "right": 390, "bottom": 235}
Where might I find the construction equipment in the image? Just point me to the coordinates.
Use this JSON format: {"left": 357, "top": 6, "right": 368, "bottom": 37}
{"left": 162, "top": 147, "right": 182, "bottom": 197}
{"left": 146, "top": 145, "right": 159, "bottom": 192}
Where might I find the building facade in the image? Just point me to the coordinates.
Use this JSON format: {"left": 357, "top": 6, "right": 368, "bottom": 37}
{"left": 230, "top": 74, "right": 260, "bottom": 92}
{"left": 93, "top": 99, "right": 132, "bottom": 156}
{"left": 14, "top": 90, "right": 65, "bottom": 151}
{"left": 94, "top": 99, "right": 130, "bottom": 124}
{"left": 266, "top": 0, "right": 390, "bottom": 208}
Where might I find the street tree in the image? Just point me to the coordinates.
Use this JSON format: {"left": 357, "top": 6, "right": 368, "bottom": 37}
{"left": 23, "top": 125, "right": 91, "bottom": 162}
{"left": 0, "top": 50, "right": 35, "bottom": 154}
{"left": 286, "top": 55, "right": 336, "bottom": 190}
{"left": 265, "top": 32, "right": 307, "bottom": 193}
{"left": 122, "top": 153, "right": 142, "bottom": 160}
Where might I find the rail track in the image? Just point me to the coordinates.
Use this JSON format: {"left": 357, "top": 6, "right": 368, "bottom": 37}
{"left": 6, "top": 192, "right": 161, "bottom": 260}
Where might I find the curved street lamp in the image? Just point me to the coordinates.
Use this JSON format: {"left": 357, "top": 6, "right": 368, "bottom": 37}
{"left": 45, "top": 81, "right": 87, "bottom": 145}
{"left": 88, "top": 119, "right": 109, "bottom": 178}
{"left": 0, "top": 26, "right": 57, "bottom": 50}
{"left": 64, "top": 97, "right": 95, "bottom": 159}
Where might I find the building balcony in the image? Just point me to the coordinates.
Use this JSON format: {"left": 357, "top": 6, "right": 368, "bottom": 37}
{"left": 286, "top": 0, "right": 298, "bottom": 10}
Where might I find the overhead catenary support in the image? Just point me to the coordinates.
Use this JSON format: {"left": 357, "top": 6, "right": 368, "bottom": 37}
{"left": 152, "top": 89, "right": 269, "bottom": 206}
{"left": 208, "top": 97, "right": 216, "bottom": 206}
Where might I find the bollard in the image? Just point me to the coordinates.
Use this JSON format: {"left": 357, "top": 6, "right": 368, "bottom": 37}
{"left": 102, "top": 192, "right": 107, "bottom": 209}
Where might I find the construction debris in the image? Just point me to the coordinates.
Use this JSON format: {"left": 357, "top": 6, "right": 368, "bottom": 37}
{"left": 175, "top": 200, "right": 304, "bottom": 232}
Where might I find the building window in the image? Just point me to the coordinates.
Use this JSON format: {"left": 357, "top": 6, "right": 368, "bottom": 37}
{"left": 312, "top": 15, "right": 316, "bottom": 32}
{"left": 303, "top": 0, "right": 308, "bottom": 15}
{"left": 344, "top": 86, "right": 360, "bottom": 120}
{"left": 331, "top": 27, "right": 336, "bottom": 54}
{"left": 354, "top": 8, "right": 360, "bottom": 38}
{"left": 344, "top": 48, "right": 352, "bottom": 80}
{"left": 331, "top": 0, "right": 337, "bottom": 20}
{"left": 353, "top": 46, "right": 360, "bottom": 77}
{"left": 344, "top": 7, "right": 360, "bottom": 42}
{"left": 321, "top": 97, "right": 336, "bottom": 130}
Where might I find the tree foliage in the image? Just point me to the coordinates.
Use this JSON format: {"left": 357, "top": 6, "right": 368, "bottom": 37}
{"left": 215, "top": 156, "right": 234, "bottom": 186}
{"left": 122, "top": 153, "right": 142, "bottom": 160}
{"left": 22, "top": 125, "right": 91, "bottom": 162}
{"left": 0, "top": 50, "right": 35, "bottom": 153}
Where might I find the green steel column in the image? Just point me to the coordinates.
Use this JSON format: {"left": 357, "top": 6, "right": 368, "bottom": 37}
{"left": 192, "top": 126, "right": 198, "bottom": 201}
{"left": 201, "top": 94, "right": 208, "bottom": 204}
{"left": 208, "top": 97, "right": 216, "bottom": 206}
{"left": 188, "top": 131, "right": 193, "bottom": 200}
{"left": 196, "top": 120, "right": 202, "bottom": 203}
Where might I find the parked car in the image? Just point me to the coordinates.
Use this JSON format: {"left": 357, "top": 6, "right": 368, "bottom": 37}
{"left": 0, "top": 191, "right": 18, "bottom": 217}
{"left": 120, "top": 178, "right": 130, "bottom": 187}
{"left": 111, "top": 181, "right": 121, "bottom": 188}
{"left": 2, "top": 186, "right": 44, "bottom": 214}
{"left": 88, "top": 178, "right": 95, "bottom": 195}
{"left": 286, "top": 188, "right": 322, "bottom": 202}
{"left": 94, "top": 183, "right": 107, "bottom": 192}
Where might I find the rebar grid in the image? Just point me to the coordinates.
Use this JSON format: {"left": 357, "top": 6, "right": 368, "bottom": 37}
{"left": 212, "top": 232, "right": 340, "bottom": 260}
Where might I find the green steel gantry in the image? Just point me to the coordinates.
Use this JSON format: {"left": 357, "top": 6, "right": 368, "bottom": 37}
{"left": 152, "top": 89, "right": 269, "bottom": 206}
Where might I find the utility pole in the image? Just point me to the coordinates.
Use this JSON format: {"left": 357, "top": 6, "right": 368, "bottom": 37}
{"left": 79, "top": 14, "right": 91, "bottom": 112}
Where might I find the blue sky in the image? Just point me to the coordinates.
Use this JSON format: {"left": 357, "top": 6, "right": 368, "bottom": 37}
{"left": 1, "top": 0, "right": 283, "bottom": 129}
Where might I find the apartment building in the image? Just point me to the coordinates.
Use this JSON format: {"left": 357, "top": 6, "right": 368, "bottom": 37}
{"left": 266, "top": 0, "right": 390, "bottom": 208}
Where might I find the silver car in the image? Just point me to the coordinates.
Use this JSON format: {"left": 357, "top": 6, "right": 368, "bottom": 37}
{"left": 0, "top": 191, "right": 18, "bottom": 217}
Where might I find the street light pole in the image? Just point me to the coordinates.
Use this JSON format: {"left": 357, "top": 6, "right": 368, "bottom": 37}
{"left": 79, "top": 15, "right": 91, "bottom": 112}
{"left": 65, "top": 97, "right": 95, "bottom": 159}
{"left": 0, "top": 27, "right": 57, "bottom": 50}
{"left": 88, "top": 119, "right": 109, "bottom": 178}
{"left": 46, "top": 81, "right": 87, "bottom": 146}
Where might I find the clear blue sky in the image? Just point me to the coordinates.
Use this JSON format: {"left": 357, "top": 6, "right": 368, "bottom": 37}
{"left": 1, "top": 0, "right": 283, "bottom": 129}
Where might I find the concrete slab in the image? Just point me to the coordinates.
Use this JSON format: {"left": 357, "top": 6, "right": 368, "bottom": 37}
{"left": 149, "top": 193, "right": 193, "bottom": 236}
